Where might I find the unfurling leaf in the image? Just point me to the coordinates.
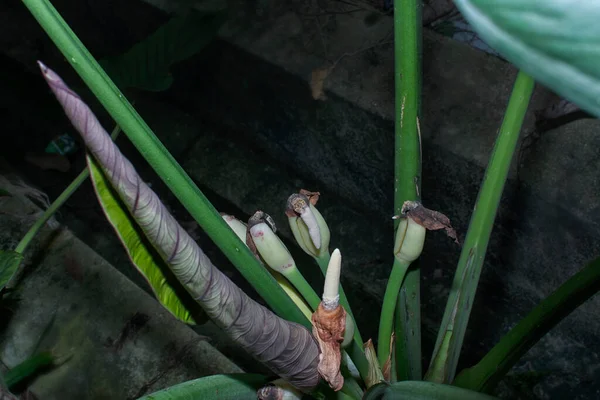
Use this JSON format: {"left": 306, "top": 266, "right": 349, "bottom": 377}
{"left": 40, "top": 62, "right": 320, "bottom": 392}
{"left": 88, "top": 155, "right": 206, "bottom": 324}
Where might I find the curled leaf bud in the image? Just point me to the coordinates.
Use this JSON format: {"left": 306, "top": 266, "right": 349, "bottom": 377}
{"left": 286, "top": 191, "right": 330, "bottom": 258}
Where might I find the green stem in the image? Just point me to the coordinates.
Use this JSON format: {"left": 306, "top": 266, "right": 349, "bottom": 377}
{"left": 392, "top": 0, "right": 422, "bottom": 381}
{"left": 286, "top": 269, "right": 322, "bottom": 310}
{"left": 428, "top": 71, "right": 535, "bottom": 383}
{"left": 394, "top": 267, "right": 421, "bottom": 380}
{"left": 4, "top": 352, "right": 55, "bottom": 389}
{"left": 377, "top": 259, "right": 410, "bottom": 367}
{"left": 14, "top": 167, "right": 87, "bottom": 254}
{"left": 453, "top": 257, "right": 600, "bottom": 393}
{"left": 21, "top": 0, "right": 310, "bottom": 329}
{"left": 15, "top": 126, "right": 121, "bottom": 255}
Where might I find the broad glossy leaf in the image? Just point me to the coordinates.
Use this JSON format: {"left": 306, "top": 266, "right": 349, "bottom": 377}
{"left": 382, "top": 381, "right": 498, "bottom": 400}
{"left": 100, "top": 10, "right": 227, "bottom": 92}
{"left": 3, "top": 352, "right": 55, "bottom": 389}
{"left": 454, "top": 0, "right": 600, "bottom": 118}
{"left": 87, "top": 155, "right": 204, "bottom": 324}
{"left": 0, "top": 251, "right": 23, "bottom": 291}
{"left": 136, "top": 374, "right": 269, "bottom": 400}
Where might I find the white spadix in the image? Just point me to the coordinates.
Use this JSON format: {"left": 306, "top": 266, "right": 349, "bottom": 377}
{"left": 322, "top": 248, "right": 342, "bottom": 310}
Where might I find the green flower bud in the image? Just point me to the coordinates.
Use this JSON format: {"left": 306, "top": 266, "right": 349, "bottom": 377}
{"left": 393, "top": 215, "right": 426, "bottom": 264}
{"left": 248, "top": 211, "right": 297, "bottom": 276}
{"left": 286, "top": 193, "right": 330, "bottom": 258}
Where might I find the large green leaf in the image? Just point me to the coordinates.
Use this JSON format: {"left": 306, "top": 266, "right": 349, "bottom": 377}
{"left": 454, "top": 0, "right": 600, "bottom": 118}
{"left": 0, "top": 251, "right": 23, "bottom": 291}
{"left": 2, "top": 352, "right": 55, "bottom": 389}
{"left": 100, "top": 10, "right": 227, "bottom": 92}
{"left": 363, "top": 381, "right": 498, "bottom": 400}
{"left": 136, "top": 374, "right": 269, "bottom": 400}
{"left": 453, "top": 256, "right": 600, "bottom": 393}
{"left": 87, "top": 154, "right": 204, "bottom": 324}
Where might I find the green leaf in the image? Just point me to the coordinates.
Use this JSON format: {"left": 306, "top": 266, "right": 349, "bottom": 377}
{"left": 87, "top": 155, "right": 205, "bottom": 324}
{"left": 3, "top": 352, "right": 55, "bottom": 389}
{"left": 426, "top": 72, "right": 535, "bottom": 383}
{"left": 379, "top": 381, "right": 498, "bottom": 400}
{"left": 454, "top": 0, "right": 600, "bottom": 118}
{"left": 453, "top": 256, "right": 600, "bottom": 393}
{"left": 0, "top": 251, "right": 23, "bottom": 291}
{"left": 100, "top": 10, "right": 227, "bottom": 92}
{"left": 136, "top": 374, "right": 270, "bottom": 400}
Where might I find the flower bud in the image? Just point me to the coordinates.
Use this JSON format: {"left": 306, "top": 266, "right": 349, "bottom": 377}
{"left": 393, "top": 215, "right": 426, "bottom": 264}
{"left": 249, "top": 211, "right": 297, "bottom": 276}
{"left": 286, "top": 192, "right": 330, "bottom": 258}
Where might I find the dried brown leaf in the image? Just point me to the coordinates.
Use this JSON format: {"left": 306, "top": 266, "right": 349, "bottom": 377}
{"left": 311, "top": 304, "right": 346, "bottom": 391}
{"left": 299, "top": 189, "right": 320, "bottom": 206}
{"left": 402, "top": 201, "right": 459, "bottom": 244}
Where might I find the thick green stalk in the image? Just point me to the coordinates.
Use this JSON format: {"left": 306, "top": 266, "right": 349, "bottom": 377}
{"left": 394, "top": 269, "right": 421, "bottom": 380}
{"left": 391, "top": 0, "right": 423, "bottom": 380}
{"left": 286, "top": 269, "right": 322, "bottom": 310}
{"left": 21, "top": 0, "right": 309, "bottom": 327}
{"left": 453, "top": 257, "right": 600, "bottom": 393}
{"left": 377, "top": 258, "right": 410, "bottom": 367}
{"left": 15, "top": 126, "right": 121, "bottom": 255}
{"left": 428, "top": 71, "right": 535, "bottom": 383}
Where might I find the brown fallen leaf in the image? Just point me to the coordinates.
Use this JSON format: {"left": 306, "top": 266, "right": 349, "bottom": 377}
{"left": 310, "top": 66, "right": 333, "bottom": 101}
{"left": 402, "top": 200, "right": 459, "bottom": 244}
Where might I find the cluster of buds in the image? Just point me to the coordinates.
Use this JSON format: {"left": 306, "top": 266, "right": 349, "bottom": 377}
{"left": 222, "top": 190, "right": 352, "bottom": 392}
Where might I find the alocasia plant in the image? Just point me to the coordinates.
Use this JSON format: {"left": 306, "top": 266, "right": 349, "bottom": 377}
{"left": 37, "top": 61, "right": 321, "bottom": 392}
{"left": 11, "top": 0, "right": 600, "bottom": 398}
